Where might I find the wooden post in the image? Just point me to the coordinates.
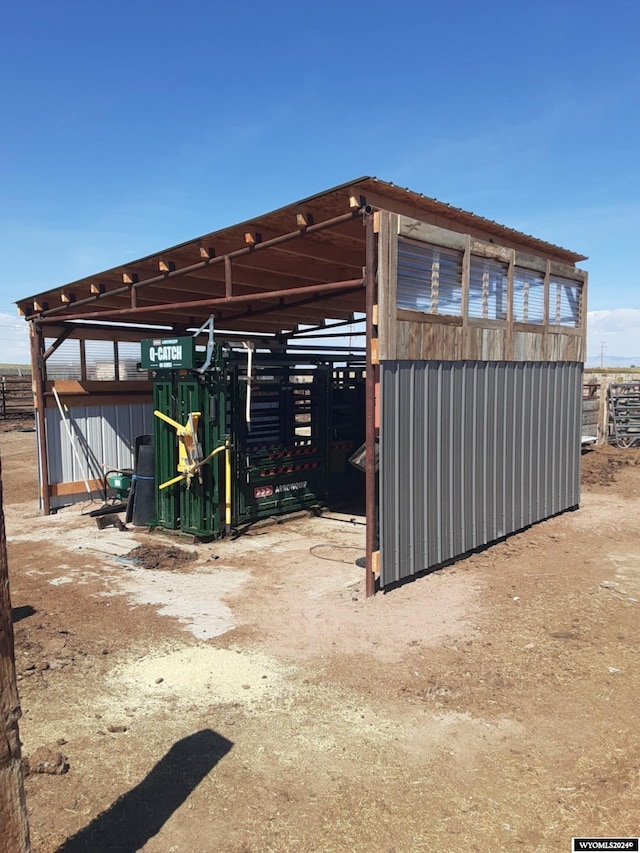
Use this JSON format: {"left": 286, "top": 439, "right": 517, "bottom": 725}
{"left": 598, "top": 375, "right": 611, "bottom": 445}
{"left": 0, "top": 457, "right": 31, "bottom": 852}
{"left": 30, "top": 322, "right": 50, "bottom": 516}
{"left": 365, "top": 213, "right": 377, "bottom": 597}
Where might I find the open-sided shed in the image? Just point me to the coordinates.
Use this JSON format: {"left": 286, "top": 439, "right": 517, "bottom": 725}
{"left": 18, "top": 177, "right": 587, "bottom": 594}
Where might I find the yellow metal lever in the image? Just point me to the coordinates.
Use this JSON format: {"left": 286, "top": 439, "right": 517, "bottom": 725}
{"left": 154, "top": 408, "right": 203, "bottom": 488}
{"left": 153, "top": 409, "right": 193, "bottom": 434}
{"left": 158, "top": 472, "right": 190, "bottom": 491}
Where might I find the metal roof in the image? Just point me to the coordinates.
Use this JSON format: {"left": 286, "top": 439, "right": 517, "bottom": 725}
{"left": 17, "top": 177, "right": 587, "bottom": 336}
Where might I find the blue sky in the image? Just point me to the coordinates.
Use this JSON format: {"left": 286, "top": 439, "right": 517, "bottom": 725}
{"left": 1, "top": 0, "right": 639, "bottom": 364}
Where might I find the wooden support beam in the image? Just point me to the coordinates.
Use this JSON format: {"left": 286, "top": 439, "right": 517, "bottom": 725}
{"left": 159, "top": 260, "right": 176, "bottom": 273}
{"left": 60, "top": 291, "right": 75, "bottom": 304}
{"left": 34, "top": 301, "right": 48, "bottom": 312}
{"left": 225, "top": 256, "right": 233, "bottom": 299}
{"left": 543, "top": 261, "right": 551, "bottom": 360}
{"left": 90, "top": 283, "right": 105, "bottom": 295}
{"left": 241, "top": 224, "right": 364, "bottom": 271}
{"left": 41, "top": 323, "right": 172, "bottom": 343}
{"left": 372, "top": 550, "right": 380, "bottom": 579}
{"left": 50, "top": 276, "right": 364, "bottom": 323}
{"left": 122, "top": 273, "right": 138, "bottom": 285}
{"left": 42, "top": 327, "right": 74, "bottom": 362}
{"left": 30, "top": 322, "right": 50, "bottom": 517}
{"left": 221, "top": 283, "right": 363, "bottom": 325}
{"left": 244, "top": 231, "right": 261, "bottom": 246}
{"left": 296, "top": 212, "right": 314, "bottom": 228}
{"left": 38, "top": 278, "right": 365, "bottom": 325}
{"left": 27, "top": 209, "right": 364, "bottom": 323}
{"left": 505, "top": 249, "right": 515, "bottom": 360}
{"left": 48, "top": 477, "right": 107, "bottom": 497}
{"left": 0, "top": 475, "right": 30, "bottom": 852}
{"left": 79, "top": 339, "right": 87, "bottom": 381}
{"left": 199, "top": 246, "right": 215, "bottom": 260}
{"left": 364, "top": 213, "right": 377, "bottom": 597}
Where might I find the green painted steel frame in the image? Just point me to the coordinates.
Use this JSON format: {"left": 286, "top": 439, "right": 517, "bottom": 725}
{"left": 152, "top": 348, "right": 366, "bottom": 538}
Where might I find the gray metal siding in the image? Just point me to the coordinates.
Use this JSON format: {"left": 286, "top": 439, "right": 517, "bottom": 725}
{"left": 44, "top": 403, "right": 153, "bottom": 509}
{"left": 379, "top": 361, "right": 582, "bottom": 588}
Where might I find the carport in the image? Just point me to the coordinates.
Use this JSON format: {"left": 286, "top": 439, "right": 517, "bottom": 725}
{"left": 17, "top": 177, "right": 587, "bottom": 595}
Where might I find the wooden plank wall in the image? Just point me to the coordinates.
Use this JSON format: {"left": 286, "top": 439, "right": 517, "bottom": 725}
{"left": 582, "top": 379, "right": 600, "bottom": 440}
{"left": 376, "top": 212, "right": 587, "bottom": 363}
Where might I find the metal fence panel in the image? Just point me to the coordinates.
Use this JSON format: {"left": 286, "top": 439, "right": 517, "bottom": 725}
{"left": 379, "top": 361, "right": 582, "bottom": 588}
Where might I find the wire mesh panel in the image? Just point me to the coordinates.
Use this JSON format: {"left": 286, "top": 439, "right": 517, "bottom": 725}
{"left": 44, "top": 339, "right": 82, "bottom": 379}
{"left": 84, "top": 340, "right": 117, "bottom": 380}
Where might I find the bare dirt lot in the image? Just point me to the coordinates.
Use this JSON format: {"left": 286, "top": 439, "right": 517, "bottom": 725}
{"left": 3, "top": 427, "right": 640, "bottom": 852}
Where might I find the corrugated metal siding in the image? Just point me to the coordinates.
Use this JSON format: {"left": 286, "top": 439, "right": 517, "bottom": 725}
{"left": 379, "top": 361, "right": 582, "bottom": 588}
{"left": 44, "top": 403, "right": 153, "bottom": 509}
{"left": 397, "top": 238, "right": 463, "bottom": 316}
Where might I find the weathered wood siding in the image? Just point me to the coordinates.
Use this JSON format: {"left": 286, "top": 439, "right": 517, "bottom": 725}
{"left": 376, "top": 213, "right": 587, "bottom": 363}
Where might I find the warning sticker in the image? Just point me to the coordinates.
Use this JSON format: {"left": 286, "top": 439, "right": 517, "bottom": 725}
{"left": 254, "top": 485, "right": 274, "bottom": 499}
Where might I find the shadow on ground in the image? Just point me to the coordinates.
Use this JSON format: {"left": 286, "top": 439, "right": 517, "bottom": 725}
{"left": 12, "top": 604, "right": 36, "bottom": 622}
{"left": 57, "top": 729, "right": 233, "bottom": 853}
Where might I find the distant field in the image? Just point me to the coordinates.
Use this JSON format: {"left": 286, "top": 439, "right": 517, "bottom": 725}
{"left": 0, "top": 365, "right": 31, "bottom": 375}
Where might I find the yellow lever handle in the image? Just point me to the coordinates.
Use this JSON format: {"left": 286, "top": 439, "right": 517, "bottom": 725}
{"left": 158, "top": 473, "right": 188, "bottom": 491}
{"left": 153, "top": 409, "right": 185, "bottom": 433}
{"left": 153, "top": 409, "right": 202, "bottom": 434}
{"left": 157, "top": 440, "right": 229, "bottom": 490}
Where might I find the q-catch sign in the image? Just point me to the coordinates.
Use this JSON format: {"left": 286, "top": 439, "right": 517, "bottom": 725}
{"left": 140, "top": 336, "right": 198, "bottom": 370}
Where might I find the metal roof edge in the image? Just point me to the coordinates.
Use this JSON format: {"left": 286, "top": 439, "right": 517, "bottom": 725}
{"left": 16, "top": 176, "right": 374, "bottom": 306}
{"left": 16, "top": 175, "right": 588, "bottom": 309}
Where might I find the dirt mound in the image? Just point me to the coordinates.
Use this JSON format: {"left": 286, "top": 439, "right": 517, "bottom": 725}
{"left": 581, "top": 444, "right": 640, "bottom": 488}
{"left": 24, "top": 746, "right": 69, "bottom": 776}
{"left": 125, "top": 544, "right": 197, "bottom": 571}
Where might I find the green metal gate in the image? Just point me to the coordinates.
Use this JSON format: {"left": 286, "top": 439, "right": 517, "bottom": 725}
{"left": 228, "top": 359, "right": 330, "bottom": 525}
{"left": 147, "top": 340, "right": 365, "bottom": 539}
{"left": 151, "top": 344, "right": 226, "bottom": 538}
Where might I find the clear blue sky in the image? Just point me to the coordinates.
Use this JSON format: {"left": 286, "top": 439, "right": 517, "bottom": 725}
{"left": 1, "top": 0, "right": 639, "bottom": 364}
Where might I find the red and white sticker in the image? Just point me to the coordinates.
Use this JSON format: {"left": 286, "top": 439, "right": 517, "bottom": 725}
{"left": 254, "top": 485, "right": 274, "bottom": 499}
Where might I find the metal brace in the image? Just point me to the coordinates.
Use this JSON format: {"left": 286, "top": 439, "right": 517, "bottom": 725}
{"left": 193, "top": 315, "right": 215, "bottom": 373}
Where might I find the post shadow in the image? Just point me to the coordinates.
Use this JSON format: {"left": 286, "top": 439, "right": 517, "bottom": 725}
{"left": 11, "top": 605, "right": 36, "bottom": 623}
{"left": 57, "top": 728, "right": 233, "bottom": 853}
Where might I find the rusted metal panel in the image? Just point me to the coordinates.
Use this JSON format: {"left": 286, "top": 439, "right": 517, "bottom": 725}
{"left": 379, "top": 360, "right": 582, "bottom": 588}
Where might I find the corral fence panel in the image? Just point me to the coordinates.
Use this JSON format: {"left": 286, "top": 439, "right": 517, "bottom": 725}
{"left": 0, "top": 376, "right": 33, "bottom": 420}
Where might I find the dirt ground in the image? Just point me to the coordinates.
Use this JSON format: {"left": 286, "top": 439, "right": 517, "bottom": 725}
{"left": 2, "top": 426, "right": 639, "bottom": 853}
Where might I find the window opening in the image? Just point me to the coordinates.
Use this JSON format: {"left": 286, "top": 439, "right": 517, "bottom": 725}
{"left": 469, "top": 256, "right": 509, "bottom": 320}
{"left": 397, "top": 238, "right": 463, "bottom": 316}
{"left": 513, "top": 267, "right": 545, "bottom": 324}
{"left": 550, "top": 275, "right": 582, "bottom": 327}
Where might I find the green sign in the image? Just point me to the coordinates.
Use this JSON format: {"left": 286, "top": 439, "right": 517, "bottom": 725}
{"left": 140, "top": 336, "right": 198, "bottom": 370}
